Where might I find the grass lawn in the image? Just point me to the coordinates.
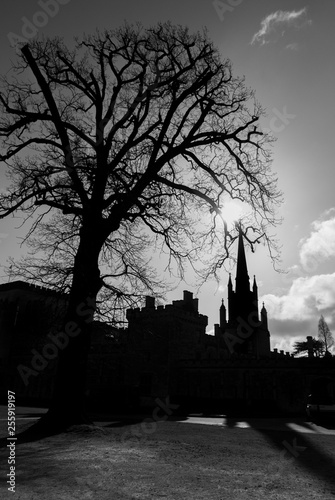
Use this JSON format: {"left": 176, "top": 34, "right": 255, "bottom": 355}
{"left": 1, "top": 416, "right": 335, "bottom": 499}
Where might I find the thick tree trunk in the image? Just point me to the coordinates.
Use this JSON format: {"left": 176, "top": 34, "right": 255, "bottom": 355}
{"left": 35, "top": 227, "right": 104, "bottom": 432}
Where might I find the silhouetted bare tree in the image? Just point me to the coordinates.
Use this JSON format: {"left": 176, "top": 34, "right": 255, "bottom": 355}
{"left": 318, "top": 315, "right": 334, "bottom": 355}
{"left": 0, "top": 23, "right": 281, "bottom": 429}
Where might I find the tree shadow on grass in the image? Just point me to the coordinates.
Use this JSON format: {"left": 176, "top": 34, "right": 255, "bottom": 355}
{"left": 0, "top": 408, "right": 113, "bottom": 448}
{"left": 168, "top": 410, "right": 335, "bottom": 494}
{"left": 0, "top": 410, "right": 181, "bottom": 447}
{"left": 0, "top": 419, "right": 64, "bottom": 448}
{"left": 103, "top": 418, "right": 146, "bottom": 428}
{"left": 241, "top": 416, "right": 335, "bottom": 495}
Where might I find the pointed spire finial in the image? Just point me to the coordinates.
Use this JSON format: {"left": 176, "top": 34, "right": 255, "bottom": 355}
{"left": 227, "top": 273, "right": 233, "bottom": 294}
{"left": 261, "top": 302, "right": 268, "bottom": 328}
{"left": 235, "top": 228, "right": 250, "bottom": 293}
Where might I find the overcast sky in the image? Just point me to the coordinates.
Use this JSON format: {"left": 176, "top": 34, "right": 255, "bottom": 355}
{"left": 0, "top": 0, "right": 335, "bottom": 352}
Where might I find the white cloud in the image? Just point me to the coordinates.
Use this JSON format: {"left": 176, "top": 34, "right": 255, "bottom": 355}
{"left": 271, "top": 334, "right": 306, "bottom": 353}
{"left": 262, "top": 273, "right": 335, "bottom": 322}
{"left": 262, "top": 208, "right": 335, "bottom": 319}
{"left": 299, "top": 208, "right": 335, "bottom": 272}
{"left": 260, "top": 209, "right": 335, "bottom": 352}
{"left": 251, "top": 8, "right": 311, "bottom": 46}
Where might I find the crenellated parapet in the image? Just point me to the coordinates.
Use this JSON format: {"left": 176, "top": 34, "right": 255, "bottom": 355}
{"left": 126, "top": 291, "right": 208, "bottom": 327}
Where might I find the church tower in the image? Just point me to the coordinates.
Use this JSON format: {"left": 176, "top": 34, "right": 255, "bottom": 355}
{"left": 218, "top": 229, "right": 271, "bottom": 358}
{"left": 227, "top": 230, "right": 259, "bottom": 326}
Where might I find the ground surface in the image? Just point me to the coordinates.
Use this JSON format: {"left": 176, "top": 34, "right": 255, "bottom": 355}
{"left": 1, "top": 407, "right": 335, "bottom": 499}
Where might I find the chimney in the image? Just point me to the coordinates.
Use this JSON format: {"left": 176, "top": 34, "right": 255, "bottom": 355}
{"left": 145, "top": 296, "right": 155, "bottom": 308}
{"left": 183, "top": 290, "right": 198, "bottom": 312}
{"left": 306, "top": 336, "right": 314, "bottom": 358}
{"left": 183, "top": 290, "right": 193, "bottom": 302}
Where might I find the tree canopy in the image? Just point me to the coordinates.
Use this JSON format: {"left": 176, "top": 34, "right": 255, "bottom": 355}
{"left": 293, "top": 338, "right": 324, "bottom": 358}
{"left": 293, "top": 316, "right": 335, "bottom": 358}
{"left": 0, "top": 23, "right": 281, "bottom": 314}
{"left": 0, "top": 22, "right": 282, "bottom": 427}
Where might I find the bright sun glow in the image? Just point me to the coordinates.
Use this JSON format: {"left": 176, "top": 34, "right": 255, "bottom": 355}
{"left": 219, "top": 200, "right": 248, "bottom": 228}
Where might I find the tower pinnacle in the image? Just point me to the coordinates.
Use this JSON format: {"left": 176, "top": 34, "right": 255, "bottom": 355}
{"left": 235, "top": 229, "right": 250, "bottom": 293}
{"left": 228, "top": 273, "right": 233, "bottom": 289}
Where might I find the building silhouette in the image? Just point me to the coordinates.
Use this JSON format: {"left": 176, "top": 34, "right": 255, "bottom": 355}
{"left": 0, "top": 281, "right": 67, "bottom": 402}
{"left": 214, "top": 230, "right": 271, "bottom": 358}
{"left": 125, "top": 231, "right": 335, "bottom": 413}
{"left": 0, "top": 233, "right": 334, "bottom": 414}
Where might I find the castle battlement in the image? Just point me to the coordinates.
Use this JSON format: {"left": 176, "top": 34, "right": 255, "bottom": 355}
{"left": 0, "top": 280, "right": 66, "bottom": 298}
{"left": 126, "top": 290, "right": 208, "bottom": 326}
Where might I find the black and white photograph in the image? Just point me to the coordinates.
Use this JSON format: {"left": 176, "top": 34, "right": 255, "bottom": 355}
{"left": 0, "top": 1, "right": 334, "bottom": 498}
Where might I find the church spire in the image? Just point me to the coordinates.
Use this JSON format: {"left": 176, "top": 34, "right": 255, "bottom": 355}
{"left": 261, "top": 302, "right": 268, "bottom": 329}
{"left": 235, "top": 229, "right": 250, "bottom": 293}
{"left": 228, "top": 273, "right": 233, "bottom": 290}
{"left": 253, "top": 274, "right": 258, "bottom": 300}
{"left": 220, "top": 299, "right": 226, "bottom": 327}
